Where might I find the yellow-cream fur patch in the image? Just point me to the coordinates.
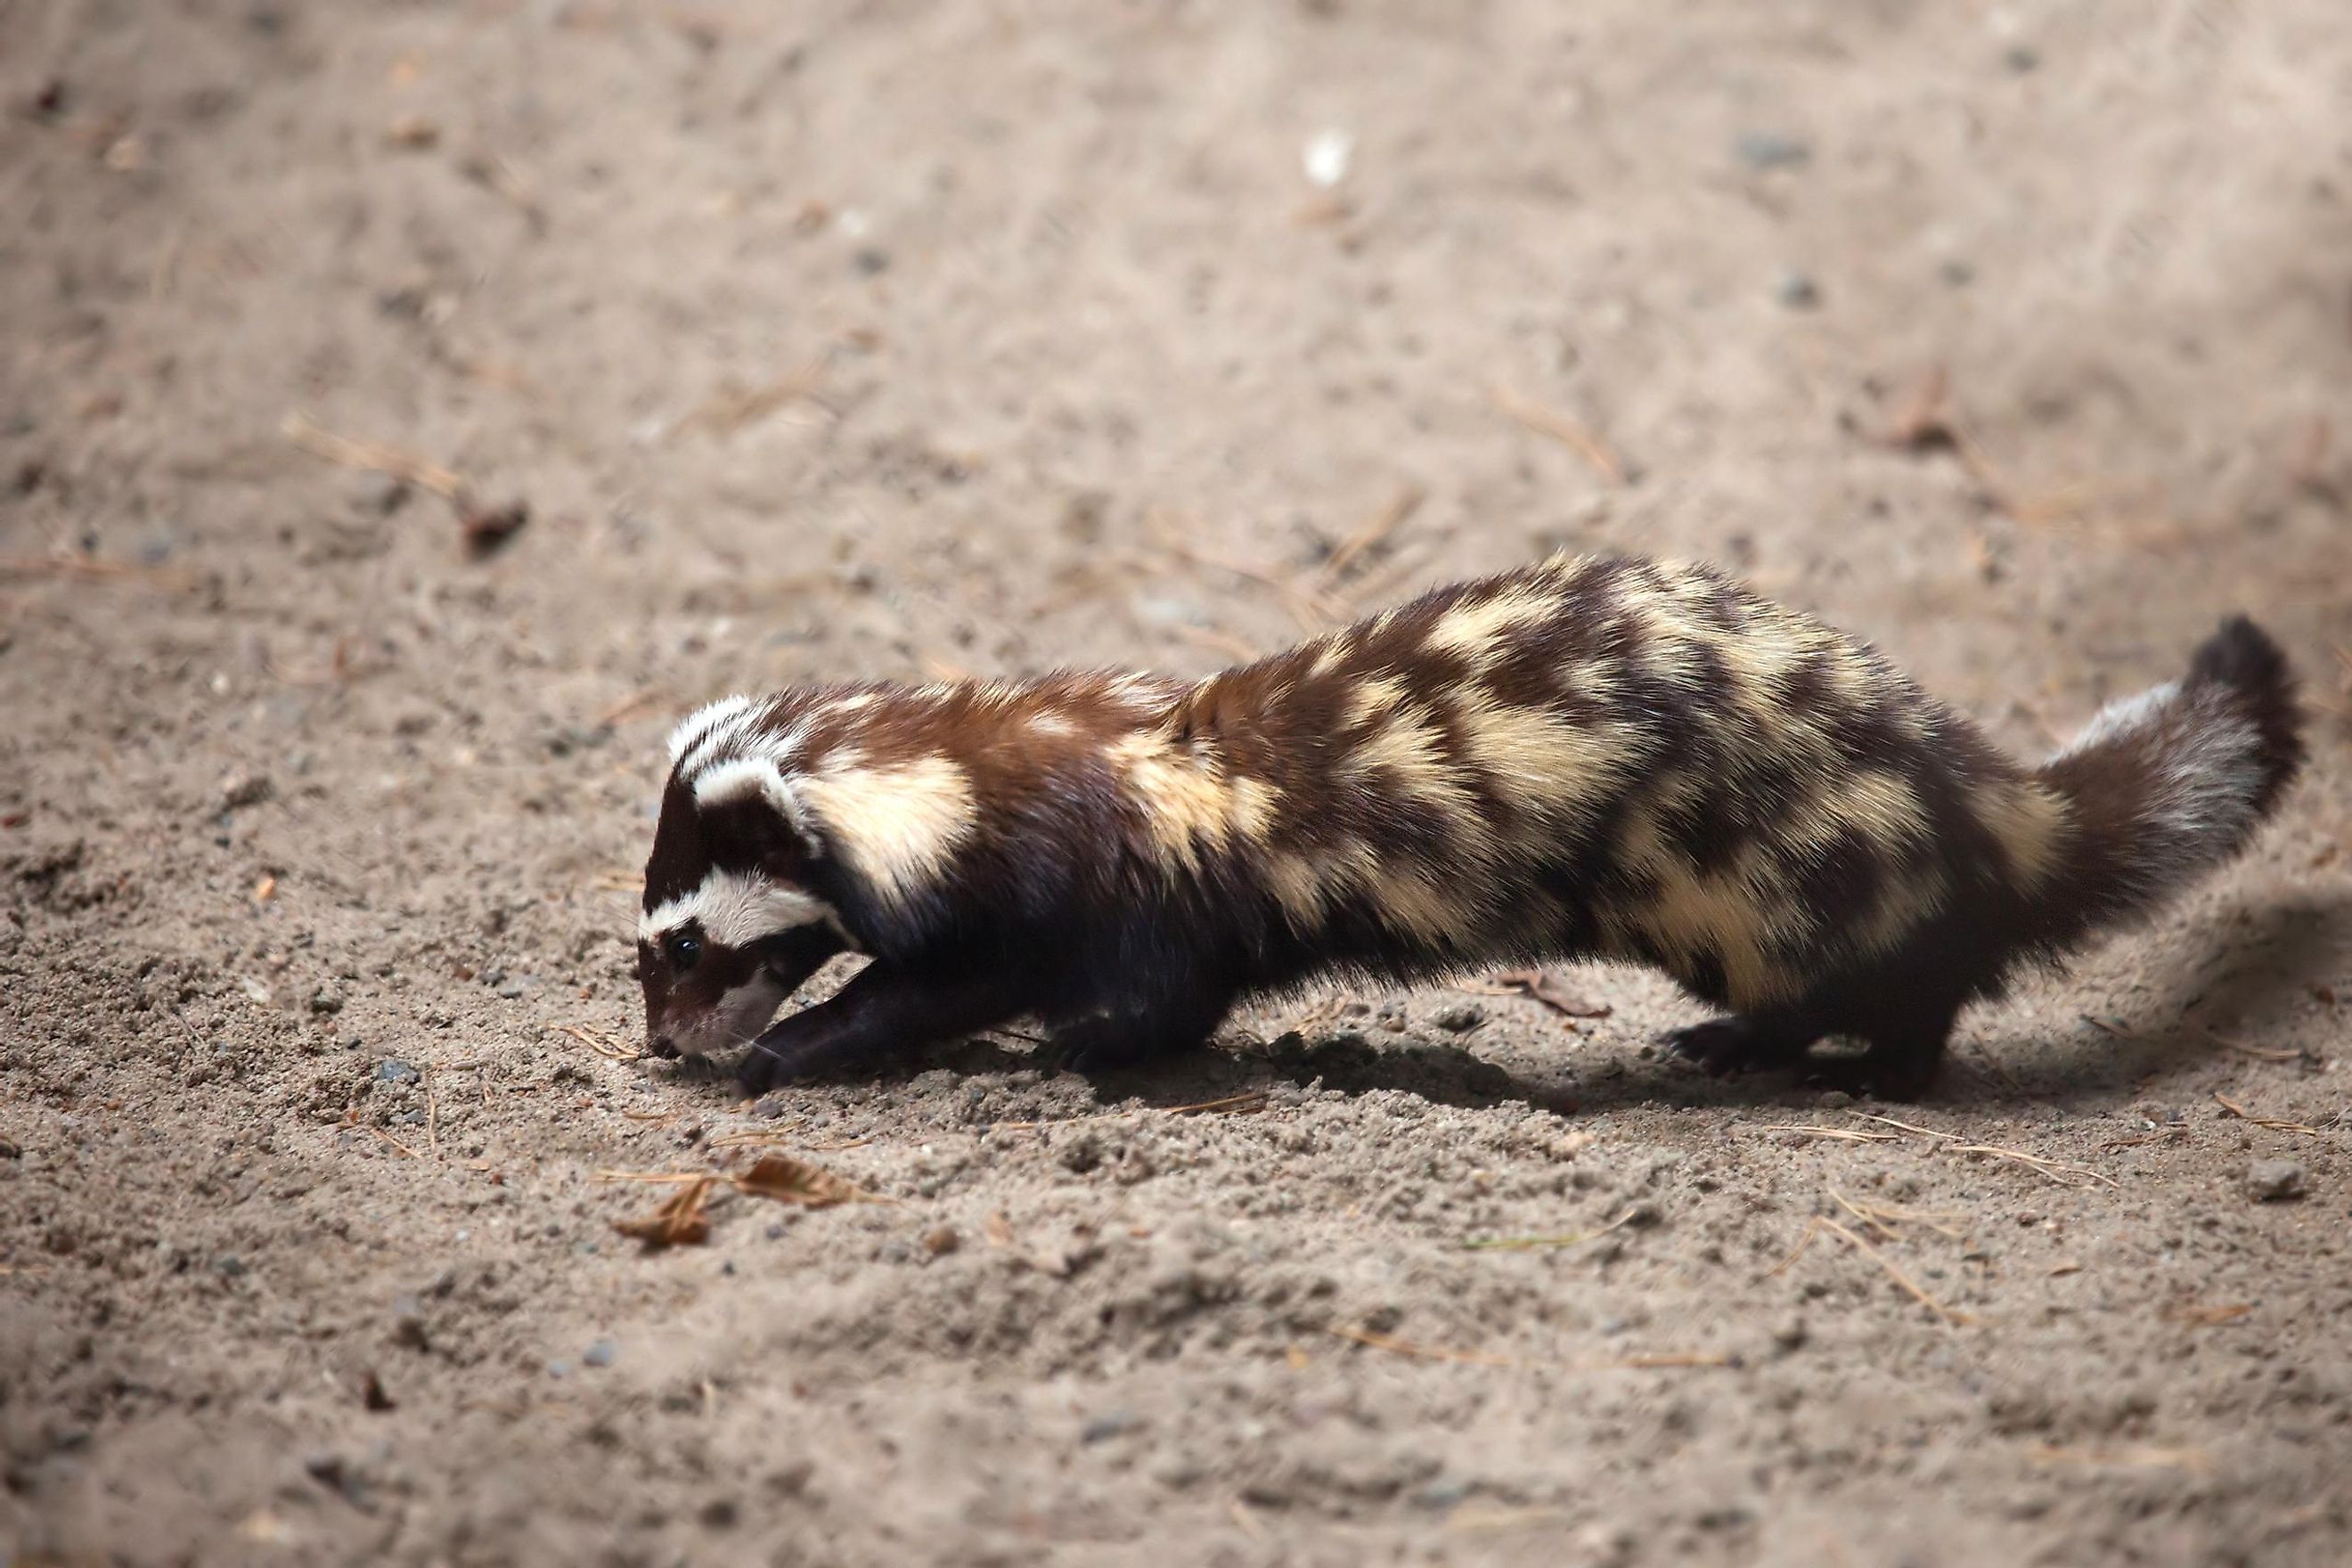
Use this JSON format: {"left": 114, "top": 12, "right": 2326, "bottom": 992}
{"left": 1427, "top": 585, "right": 1556, "bottom": 665}
{"left": 1970, "top": 780, "right": 2070, "bottom": 892}
{"left": 793, "top": 755, "right": 977, "bottom": 910}
{"left": 1344, "top": 706, "right": 1489, "bottom": 841}
{"left": 1450, "top": 694, "right": 1639, "bottom": 821}
{"left": 1113, "top": 736, "right": 1281, "bottom": 869}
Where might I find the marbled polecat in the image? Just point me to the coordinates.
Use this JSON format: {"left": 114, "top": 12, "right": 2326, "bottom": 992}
{"left": 635, "top": 554, "right": 2303, "bottom": 1098}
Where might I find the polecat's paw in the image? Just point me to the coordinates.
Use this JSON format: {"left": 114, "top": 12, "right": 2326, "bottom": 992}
{"left": 1050, "top": 1017, "right": 1157, "bottom": 1075}
{"left": 1796, "top": 1049, "right": 1938, "bottom": 1102}
{"left": 735, "top": 1031, "right": 855, "bottom": 1096}
{"left": 1662, "top": 1016, "right": 1803, "bottom": 1076}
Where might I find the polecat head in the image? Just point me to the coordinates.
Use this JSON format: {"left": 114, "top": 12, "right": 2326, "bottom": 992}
{"left": 637, "top": 706, "right": 853, "bottom": 1060}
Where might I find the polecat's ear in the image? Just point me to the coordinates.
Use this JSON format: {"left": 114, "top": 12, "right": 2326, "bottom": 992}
{"left": 691, "top": 756, "right": 825, "bottom": 867}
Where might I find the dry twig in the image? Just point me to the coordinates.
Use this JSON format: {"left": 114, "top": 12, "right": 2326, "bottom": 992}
{"left": 2160, "top": 1300, "right": 2253, "bottom": 1327}
{"left": 0, "top": 553, "right": 197, "bottom": 590}
{"left": 2213, "top": 1090, "right": 2327, "bottom": 1139}
{"left": 1752, "top": 1123, "right": 1899, "bottom": 1144}
{"left": 2209, "top": 1032, "right": 2301, "bottom": 1064}
{"left": 1464, "top": 1207, "right": 1638, "bottom": 1253}
{"left": 282, "top": 412, "right": 466, "bottom": 498}
{"left": 2028, "top": 1442, "right": 2213, "bottom": 1474}
{"left": 1489, "top": 386, "right": 1625, "bottom": 484}
{"left": 1817, "top": 1217, "right": 1973, "bottom": 1326}
{"left": 1483, "top": 969, "right": 1612, "bottom": 1018}
{"left": 553, "top": 1022, "right": 642, "bottom": 1063}
{"left": 1319, "top": 482, "right": 1426, "bottom": 584}
{"left": 1830, "top": 1189, "right": 1966, "bottom": 1241}
{"left": 1329, "top": 1325, "right": 1732, "bottom": 1373}
{"left": 1945, "top": 1142, "right": 2119, "bottom": 1188}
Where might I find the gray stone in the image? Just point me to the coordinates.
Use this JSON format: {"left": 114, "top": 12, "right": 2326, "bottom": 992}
{"left": 2247, "top": 1159, "right": 2307, "bottom": 1202}
{"left": 1735, "top": 131, "right": 1810, "bottom": 170}
{"left": 1081, "top": 1411, "right": 1140, "bottom": 1444}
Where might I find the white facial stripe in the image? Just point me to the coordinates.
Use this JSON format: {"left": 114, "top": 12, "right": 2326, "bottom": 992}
{"left": 639, "top": 866, "right": 836, "bottom": 948}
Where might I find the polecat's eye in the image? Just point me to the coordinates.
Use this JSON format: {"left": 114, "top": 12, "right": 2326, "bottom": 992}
{"left": 664, "top": 932, "right": 703, "bottom": 972}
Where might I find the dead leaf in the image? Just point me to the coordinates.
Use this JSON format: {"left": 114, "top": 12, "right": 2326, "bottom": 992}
{"left": 613, "top": 1176, "right": 714, "bottom": 1247}
{"left": 1490, "top": 969, "right": 1612, "bottom": 1018}
{"left": 457, "top": 499, "right": 529, "bottom": 557}
{"left": 734, "top": 1154, "right": 871, "bottom": 1208}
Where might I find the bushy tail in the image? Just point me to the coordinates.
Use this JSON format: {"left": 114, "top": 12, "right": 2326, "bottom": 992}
{"left": 2031, "top": 617, "right": 2304, "bottom": 946}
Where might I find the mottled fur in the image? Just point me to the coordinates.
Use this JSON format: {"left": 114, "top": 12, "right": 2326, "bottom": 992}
{"left": 636, "top": 554, "right": 2305, "bottom": 1097}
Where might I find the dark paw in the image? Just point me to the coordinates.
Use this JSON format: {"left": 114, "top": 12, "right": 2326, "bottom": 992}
{"left": 1662, "top": 1017, "right": 1783, "bottom": 1077}
{"left": 734, "top": 1032, "right": 853, "bottom": 1096}
{"left": 1050, "top": 1017, "right": 1163, "bottom": 1076}
{"left": 1799, "top": 1051, "right": 1936, "bottom": 1102}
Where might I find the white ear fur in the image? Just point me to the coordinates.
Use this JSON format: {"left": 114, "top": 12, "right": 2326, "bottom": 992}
{"left": 692, "top": 755, "right": 823, "bottom": 854}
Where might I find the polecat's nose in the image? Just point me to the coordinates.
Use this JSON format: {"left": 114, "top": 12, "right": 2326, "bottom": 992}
{"left": 646, "top": 1033, "right": 681, "bottom": 1060}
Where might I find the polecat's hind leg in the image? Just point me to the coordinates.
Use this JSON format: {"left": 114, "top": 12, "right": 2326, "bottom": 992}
{"left": 1663, "top": 1009, "right": 1823, "bottom": 1076}
{"left": 1795, "top": 998, "right": 1963, "bottom": 1100}
{"left": 1052, "top": 982, "right": 1237, "bottom": 1074}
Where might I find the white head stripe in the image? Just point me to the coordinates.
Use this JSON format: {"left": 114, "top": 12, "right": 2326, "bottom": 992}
{"left": 667, "top": 694, "right": 760, "bottom": 769}
{"left": 638, "top": 866, "right": 836, "bottom": 948}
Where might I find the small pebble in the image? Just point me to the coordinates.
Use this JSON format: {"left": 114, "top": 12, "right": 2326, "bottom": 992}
{"left": 546, "top": 1360, "right": 571, "bottom": 1379}
{"left": 217, "top": 772, "right": 274, "bottom": 811}
{"left": 2246, "top": 1159, "right": 2307, "bottom": 1202}
{"left": 1771, "top": 1315, "right": 1809, "bottom": 1353}
{"left": 584, "top": 1339, "right": 617, "bottom": 1368}
{"left": 213, "top": 1254, "right": 246, "bottom": 1278}
{"left": 1081, "top": 1411, "right": 1140, "bottom": 1445}
{"left": 1775, "top": 270, "right": 1820, "bottom": 309}
{"left": 375, "top": 1058, "right": 421, "bottom": 1086}
{"left": 389, "top": 1294, "right": 429, "bottom": 1351}
{"left": 1735, "top": 131, "right": 1811, "bottom": 170}
{"left": 923, "top": 1226, "right": 961, "bottom": 1256}
{"left": 310, "top": 988, "right": 344, "bottom": 1015}
{"left": 1430, "top": 1002, "right": 1485, "bottom": 1033}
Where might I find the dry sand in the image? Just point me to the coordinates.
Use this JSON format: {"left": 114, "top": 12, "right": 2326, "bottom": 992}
{"left": 4, "top": 2, "right": 2350, "bottom": 1564}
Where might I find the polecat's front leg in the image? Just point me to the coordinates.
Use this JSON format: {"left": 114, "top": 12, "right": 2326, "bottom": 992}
{"left": 736, "top": 960, "right": 1033, "bottom": 1095}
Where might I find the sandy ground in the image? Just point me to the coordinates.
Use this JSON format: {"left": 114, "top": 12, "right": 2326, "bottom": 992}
{"left": 4, "top": 2, "right": 2352, "bottom": 1564}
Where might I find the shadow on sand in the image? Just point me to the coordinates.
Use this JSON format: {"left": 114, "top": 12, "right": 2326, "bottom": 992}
{"left": 664, "top": 894, "right": 2352, "bottom": 1123}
